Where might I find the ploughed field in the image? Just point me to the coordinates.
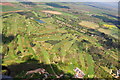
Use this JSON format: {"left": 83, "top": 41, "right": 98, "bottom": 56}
{"left": 41, "top": 10, "right": 62, "bottom": 15}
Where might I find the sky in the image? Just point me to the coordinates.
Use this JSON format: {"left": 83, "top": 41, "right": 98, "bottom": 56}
{"left": 0, "top": 0, "right": 119, "bottom": 2}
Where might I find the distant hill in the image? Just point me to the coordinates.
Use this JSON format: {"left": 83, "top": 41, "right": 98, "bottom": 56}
{"left": 83, "top": 2, "right": 118, "bottom": 11}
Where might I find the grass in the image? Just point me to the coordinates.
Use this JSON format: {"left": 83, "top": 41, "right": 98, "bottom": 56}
{"left": 2, "top": 5, "right": 21, "bottom": 12}
{"left": 62, "top": 12, "right": 78, "bottom": 18}
{"left": 79, "top": 52, "right": 86, "bottom": 72}
{"left": 34, "top": 28, "right": 67, "bottom": 35}
{"left": 51, "top": 39, "right": 69, "bottom": 53}
{"left": 97, "top": 27, "right": 119, "bottom": 39}
{"left": 98, "top": 28, "right": 111, "bottom": 35}
{"left": 79, "top": 21, "right": 99, "bottom": 29}
{"left": 2, "top": 5, "right": 119, "bottom": 78}
{"left": 60, "top": 39, "right": 75, "bottom": 62}
{"left": 55, "top": 16, "right": 65, "bottom": 21}
{"left": 28, "top": 47, "right": 37, "bottom": 59}
{"left": 85, "top": 53, "right": 94, "bottom": 78}
{"left": 35, "top": 34, "right": 67, "bottom": 41}
{"left": 100, "top": 66, "right": 111, "bottom": 74}
{"left": 17, "top": 35, "right": 24, "bottom": 53}
{"left": 40, "top": 46, "right": 50, "bottom": 64}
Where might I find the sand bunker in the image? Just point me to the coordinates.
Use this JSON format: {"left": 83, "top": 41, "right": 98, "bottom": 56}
{"left": 42, "top": 10, "right": 62, "bottom": 15}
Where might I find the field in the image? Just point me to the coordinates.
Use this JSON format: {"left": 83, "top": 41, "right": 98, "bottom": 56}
{"left": 79, "top": 21, "right": 99, "bottom": 29}
{"left": 0, "top": 2, "right": 15, "bottom": 7}
{"left": 41, "top": 10, "right": 62, "bottom": 15}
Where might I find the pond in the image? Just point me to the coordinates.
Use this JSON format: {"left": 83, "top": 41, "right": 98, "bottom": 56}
{"left": 35, "top": 19, "right": 46, "bottom": 23}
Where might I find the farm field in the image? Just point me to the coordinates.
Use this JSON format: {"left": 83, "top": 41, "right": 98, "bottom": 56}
{"left": 79, "top": 21, "right": 99, "bottom": 29}
{"left": 1, "top": 1, "right": 120, "bottom": 79}
{"left": 41, "top": 10, "right": 62, "bottom": 15}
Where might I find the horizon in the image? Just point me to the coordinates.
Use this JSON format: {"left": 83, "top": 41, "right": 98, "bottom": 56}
{"left": 0, "top": 0, "right": 119, "bottom": 2}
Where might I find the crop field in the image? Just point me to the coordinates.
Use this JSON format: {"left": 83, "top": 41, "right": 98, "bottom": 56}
{"left": 79, "top": 21, "right": 99, "bottom": 29}
{"left": 41, "top": 10, "right": 62, "bottom": 15}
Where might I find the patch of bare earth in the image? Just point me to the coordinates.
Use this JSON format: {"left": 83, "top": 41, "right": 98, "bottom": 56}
{"left": 45, "top": 26, "right": 55, "bottom": 29}
{"left": 0, "top": 2, "right": 14, "bottom": 7}
{"left": 47, "top": 6, "right": 54, "bottom": 8}
{"left": 41, "top": 10, "right": 62, "bottom": 15}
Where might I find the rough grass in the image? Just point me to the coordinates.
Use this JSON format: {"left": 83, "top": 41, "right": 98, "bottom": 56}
{"left": 85, "top": 53, "right": 94, "bottom": 78}
{"left": 79, "top": 21, "right": 99, "bottom": 29}
{"left": 98, "top": 28, "right": 111, "bottom": 35}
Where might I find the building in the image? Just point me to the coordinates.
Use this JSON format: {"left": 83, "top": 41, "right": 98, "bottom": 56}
{"left": 74, "top": 67, "right": 85, "bottom": 78}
